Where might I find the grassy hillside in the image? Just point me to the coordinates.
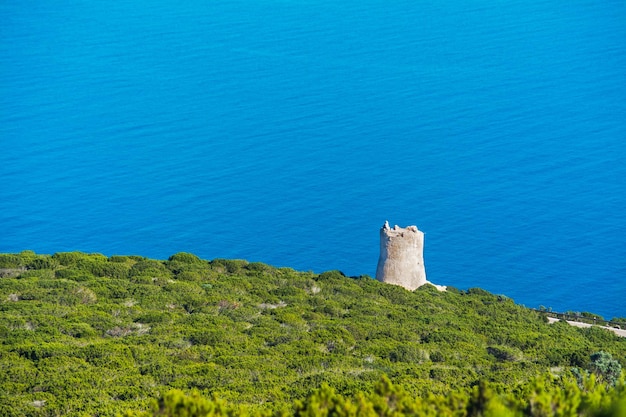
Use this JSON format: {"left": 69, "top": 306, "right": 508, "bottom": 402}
{"left": 0, "top": 251, "right": 624, "bottom": 416}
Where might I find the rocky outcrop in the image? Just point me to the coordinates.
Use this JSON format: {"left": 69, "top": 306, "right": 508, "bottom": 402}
{"left": 0, "top": 267, "right": 26, "bottom": 278}
{"left": 376, "top": 221, "right": 445, "bottom": 291}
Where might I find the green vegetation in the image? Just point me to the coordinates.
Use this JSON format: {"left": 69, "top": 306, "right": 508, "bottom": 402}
{"left": 121, "top": 374, "right": 626, "bottom": 417}
{"left": 0, "top": 250, "right": 624, "bottom": 416}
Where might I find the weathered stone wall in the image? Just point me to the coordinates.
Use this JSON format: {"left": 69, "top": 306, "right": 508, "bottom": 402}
{"left": 375, "top": 221, "right": 427, "bottom": 290}
{"left": 376, "top": 221, "right": 445, "bottom": 291}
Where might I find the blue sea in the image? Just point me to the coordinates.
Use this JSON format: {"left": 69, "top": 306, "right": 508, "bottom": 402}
{"left": 1, "top": 0, "right": 625, "bottom": 318}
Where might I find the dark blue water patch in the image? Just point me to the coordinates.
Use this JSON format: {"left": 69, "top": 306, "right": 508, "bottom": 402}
{"left": 1, "top": 0, "right": 625, "bottom": 318}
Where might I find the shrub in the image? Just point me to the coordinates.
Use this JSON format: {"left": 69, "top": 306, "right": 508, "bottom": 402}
{"left": 129, "top": 260, "right": 170, "bottom": 278}
{"left": 211, "top": 259, "right": 248, "bottom": 274}
{"left": 27, "top": 256, "right": 59, "bottom": 270}
{"left": 589, "top": 351, "right": 622, "bottom": 387}
{"left": 0, "top": 254, "right": 23, "bottom": 268}
{"left": 168, "top": 253, "right": 203, "bottom": 264}
{"left": 486, "top": 345, "right": 522, "bottom": 362}
{"left": 52, "top": 251, "right": 93, "bottom": 267}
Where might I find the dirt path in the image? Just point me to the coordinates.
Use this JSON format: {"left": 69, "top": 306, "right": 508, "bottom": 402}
{"left": 547, "top": 317, "right": 626, "bottom": 337}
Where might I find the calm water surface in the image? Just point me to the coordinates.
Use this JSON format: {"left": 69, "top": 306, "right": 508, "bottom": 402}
{"left": 1, "top": 0, "right": 625, "bottom": 318}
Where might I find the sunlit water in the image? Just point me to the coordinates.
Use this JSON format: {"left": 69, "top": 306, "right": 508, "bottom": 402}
{"left": 2, "top": 0, "right": 625, "bottom": 318}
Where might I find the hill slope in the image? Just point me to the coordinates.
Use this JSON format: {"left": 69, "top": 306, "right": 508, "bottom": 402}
{"left": 0, "top": 251, "right": 624, "bottom": 416}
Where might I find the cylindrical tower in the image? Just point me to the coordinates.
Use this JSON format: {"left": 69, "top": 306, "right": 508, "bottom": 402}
{"left": 375, "top": 221, "right": 427, "bottom": 290}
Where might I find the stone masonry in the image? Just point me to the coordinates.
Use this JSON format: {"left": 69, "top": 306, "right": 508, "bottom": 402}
{"left": 376, "top": 221, "right": 445, "bottom": 291}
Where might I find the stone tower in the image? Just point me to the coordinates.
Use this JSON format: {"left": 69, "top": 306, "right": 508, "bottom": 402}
{"left": 376, "top": 222, "right": 428, "bottom": 291}
{"left": 375, "top": 221, "right": 428, "bottom": 291}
